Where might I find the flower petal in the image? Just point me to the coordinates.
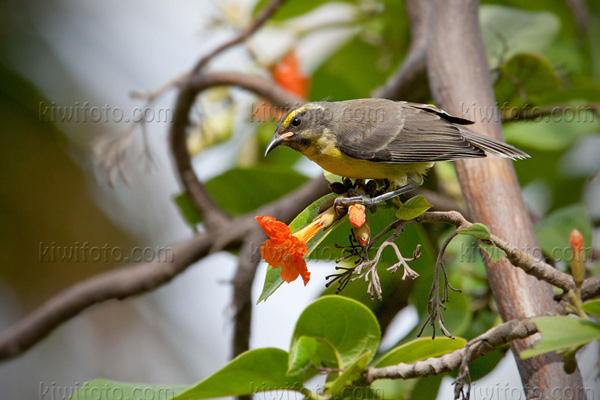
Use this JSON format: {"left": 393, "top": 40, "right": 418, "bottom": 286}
{"left": 255, "top": 216, "right": 292, "bottom": 239}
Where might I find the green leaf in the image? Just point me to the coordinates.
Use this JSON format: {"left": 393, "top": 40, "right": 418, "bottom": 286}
{"left": 582, "top": 299, "right": 600, "bottom": 318}
{"left": 292, "top": 296, "right": 381, "bottom": 369}
{"left": 375, "top": 337, "right": 466, "bottom": 367}
{"left": 457, "top": 223, "right": 491, "bottom": 241}
{"left": 257, "top": 265, "right": 286, "bottom": 305}
{"left": 494, "top": 53, "right": 562, "bottom": 108}
{"left": 480, "top": 5, "right": 560, "bottom": 69}
{"left": 408, "top": 375, "right": 444, "bottom": 400}
{"left": 395, "top": 195, "right": 432, "bottom": 220}
{"left": 205, "top": 166, "right": 309, "bottom": 216}
{"left": 257, "top": 193, "right": 344, "bottom": 303}
{"left": 521, "top": 316, "right": 600, "bottom": 359}
{"left": 479, "top": 241, "right": 507, "bottom": 262}
{"left": 287, "top": 336, "right": 320, "bottom": 379}
{"left": 328, "top": 351, "right": 371, "bottom": 395}
{"left": 174, "top": 348, "right": 302, "bottom": 399}
{"left": 69, "top": 380, "right": 187, "bottom": 400}
{"left": 534, "top": 204, "right": 593, "bottom": 260}
{"left": 173, "top": 192, "right": 202, "bottom": 227}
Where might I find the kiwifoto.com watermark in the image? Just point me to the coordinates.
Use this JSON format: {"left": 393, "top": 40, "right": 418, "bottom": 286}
{"left": 40, "top": 382, "right": 178, "bottom": 400}
{"left": 459, "top": 242, "right": 595, "bottom": 264}
{"left": 38, "top": 242, "right": 174, "bottom": 264}
{"left": 249, "top": 382, "right": 383, "bottom": 400}
{"left": 471, "top": 381, "right": 596, "bottom": 400}
{"left": 38, "top": 101, "right": 173, "bottom": 124}
{"left": 248, "top": 101, "right": 597, "bottom": 124}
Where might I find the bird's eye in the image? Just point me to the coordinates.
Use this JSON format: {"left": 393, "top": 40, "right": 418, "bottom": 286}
{"left": 291, "top": 117, "right": 301, "bottom": 127}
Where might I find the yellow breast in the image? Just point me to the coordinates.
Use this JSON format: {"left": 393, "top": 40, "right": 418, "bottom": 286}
{"left": 301, "top": 136, "right": 433, "bottom": 186}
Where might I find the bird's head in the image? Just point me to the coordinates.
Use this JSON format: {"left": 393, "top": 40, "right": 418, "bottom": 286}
{"left": 265, "top": 103, "right": 330, "bottom": 156}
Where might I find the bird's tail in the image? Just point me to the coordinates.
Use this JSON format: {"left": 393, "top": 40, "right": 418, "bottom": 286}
{"left": 460, "top": 128, "right": 530, "bottom": 160}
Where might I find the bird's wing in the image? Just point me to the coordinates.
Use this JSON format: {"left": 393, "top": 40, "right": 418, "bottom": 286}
{"left": 336, "top": 104, "right": 486, "bottom": 163}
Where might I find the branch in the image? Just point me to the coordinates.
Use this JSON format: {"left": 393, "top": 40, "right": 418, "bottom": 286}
{"left": 169, "top": 72, "right": 302, "bottom": 231}
{"left": 366, "top": 318, "right": 538, "bottom": 382}
{"left": 414, "top": 211, "right": 576, "bottom": 293}
{"left": 372, "top": 0, "right": 430, "bottom": 101}
{"left": 0, "top": 0, "right": 311, "bottom": 364}
{"left": 0, "top": 175, "right": 329, "bottom": 362}
{"left": 231, "top": 229, "right": 264, "bottom": 358}
{"left": 0, "top": 233, "right": 213, "bottom": 361}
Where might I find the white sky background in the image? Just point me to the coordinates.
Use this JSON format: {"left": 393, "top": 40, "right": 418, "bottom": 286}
{"left": 0, "top": 0, "right": 598, "bottom": 399}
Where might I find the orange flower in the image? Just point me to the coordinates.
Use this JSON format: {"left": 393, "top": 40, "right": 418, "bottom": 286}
{"left": 255, "top": 216, "right": 321, "bottom": 285}
{"left": 272, "top": 50, "right": 310, "bottom": 99}
{"left": 255, "top": 206, "right": 339, "bottom": 285}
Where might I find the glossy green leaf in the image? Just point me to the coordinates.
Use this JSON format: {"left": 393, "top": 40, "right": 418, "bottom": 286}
{"left": 395, "top": 195, "right": 432, "bottom": 220}
{"left": 174, "top": 348, "right": 302, "bottom": 399}
{"left": 494, "top": 53, "right": 562, "bottom": 108}
{"left": 205, "top": 166, "right": 308, "bottom": 216}
{"left": 582, "top": 299, "right": 600, "bottom": 318}
{"left": 287, "top": 336, "right": 320, "bottom": 379}
{"left": 69, "top": 380, "right": 187, "bottom": 400}
{"left": 328, "top": 351, "right": 371, "bottom": 395}
{"left": 257, "top": 265, "right": 285, "bottom": 305}
{"left": 457, "top": 223, "right": 491, "bottom": 241}
{"left": 480, "top": 5, "right": 560, "bottom": 69}
{"left": 408, "top": 375, "right": 444, "bottom": 400}
{"left": 479, "top": 241, "right": 507, "bottom": 263}
{"left": 257, "top": 194, "right": 344, "bottom": 303}
{"left": 521, "top": 316, "right": 600, "bottom": 359}
{"left": 292, "top": 296, "right": 381, "bottom": 369}
{"left": 375, "top": 337, "right": 466, "bottom": 367}
{"left": 173, "top": 192, "right": 202, "bottom": 227}
{"left": 534, "top": 204, "right": 593, "bottom": 261}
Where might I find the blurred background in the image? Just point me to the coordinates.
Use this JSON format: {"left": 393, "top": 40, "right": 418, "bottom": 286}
{"left": 1, "top": 0, "right": 599, "bottom": 399}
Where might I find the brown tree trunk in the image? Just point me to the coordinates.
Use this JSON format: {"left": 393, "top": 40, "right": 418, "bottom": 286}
{"left": 426, "top": 0, "right": 587, "bottom": 398}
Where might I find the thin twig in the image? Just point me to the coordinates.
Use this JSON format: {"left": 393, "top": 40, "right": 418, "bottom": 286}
{"left": 131, "top": 0, "right": 288, "bottom": 102}
{"left": 418, "top": 230, "right": 460, "bottom": 339}
{"left": 193, "top": 0, "right": 286, "bottom": 74}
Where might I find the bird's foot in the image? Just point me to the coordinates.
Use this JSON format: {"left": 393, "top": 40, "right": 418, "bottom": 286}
{"left": 334, "top": 183, "right": 418, "bottom": 213}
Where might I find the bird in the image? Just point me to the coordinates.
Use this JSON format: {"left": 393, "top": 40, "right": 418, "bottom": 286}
{"left": 264, "top": 99, "right": 529, "bottom": 206}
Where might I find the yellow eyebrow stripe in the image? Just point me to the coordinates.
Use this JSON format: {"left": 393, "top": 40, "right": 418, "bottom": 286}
{"left": 281, "top": 105, "right": 309, "bottom": 131}
{"left": 280, "top": 104, "right": 324, "bottom": 130}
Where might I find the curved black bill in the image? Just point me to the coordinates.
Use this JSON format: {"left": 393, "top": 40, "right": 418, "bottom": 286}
{"left": 264, "top": 132, "right": 293, "bottom": 156}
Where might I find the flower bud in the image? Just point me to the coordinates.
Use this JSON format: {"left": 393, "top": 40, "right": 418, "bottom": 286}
{"left": 349, "top": 204, "right": 367, "bottom": 228}
{"left": 570, "top": 229, "right": 585, "bottom": 288}
{"left": 354, "top": 217, "right": 370, "bottom": 247}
